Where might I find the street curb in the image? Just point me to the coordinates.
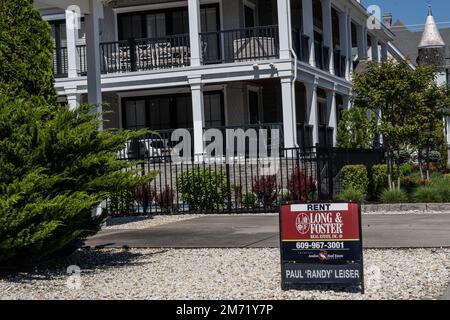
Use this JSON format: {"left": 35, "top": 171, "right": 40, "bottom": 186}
{"left": 363, "top": 203, "right": 450, "bottom": 213}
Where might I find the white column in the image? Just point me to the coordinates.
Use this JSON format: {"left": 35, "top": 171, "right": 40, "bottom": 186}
{"left": 347, "top": 12, "right": 353, "bottom": 79}
{"left": 65, "top": 9, "right": 80, "bottom": 78}
{"left": 327, "top": 88, "right": 337, "bottom": 146}
{"left": 306, "top": 80, "right": 319, "bottom": 146}
{"left": 363, "top": 27, "right": 368, "bottom": 59}
{"left": 85, "top": 0, "right": 103, "bottom": 128}
{"left": 302, "top": 0, "right": 315, "bottom": 67}
{"left": 321, "top": 0, "right": 334, "bottom": 74}
{"left": 189, "top": 75, "right": 205, "bottom": 158}
{"left": 188, "top": 0, "right": 202, "bottom": 66}
{"left": 371, "top": 35, "right": 379, "bottom": 63}
{"left": 280, "top": 76, "right": 297, "bottom": 148}
{"left": 277, "top": 0, "right": 292, "bottom": 59}
{"left": 339, "top": 11, "right": 349, "bottom": 80}
{"left": 67, "top": 92, "right": 81, "bottom": 111}
{"left": 380, "top": 42, "right": 388, "bottom": 61}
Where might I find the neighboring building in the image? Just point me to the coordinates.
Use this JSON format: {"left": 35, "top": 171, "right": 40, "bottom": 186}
{"left": 34, "top": 0, "right": 399, "bottom": 155}
{"left": 390, "top": 6, "right": 450, "bottom": 165}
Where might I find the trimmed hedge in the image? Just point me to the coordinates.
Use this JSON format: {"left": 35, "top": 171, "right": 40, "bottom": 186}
{"left": 340, "top": 165, "right": 369, "bottom": 197}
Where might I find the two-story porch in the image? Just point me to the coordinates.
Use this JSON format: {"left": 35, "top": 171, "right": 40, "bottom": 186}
{"left": 36, "top": 0, "right": 393, "bottom": 153}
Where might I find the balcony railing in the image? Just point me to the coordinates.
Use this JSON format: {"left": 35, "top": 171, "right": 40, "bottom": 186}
{"left": 100, "top": 34, "right": 190, "bottom": 73}
{"left": 314, "top": 41, "right": 330, "bottom": 71}
{"left": 292, "top": 29, "right": 310, "bottom": 63}
{"left": 53, "top": 47, "right": 68, "bottom": 78}
{"left": 200, "top": 25, "right": 279, "bottom": 64}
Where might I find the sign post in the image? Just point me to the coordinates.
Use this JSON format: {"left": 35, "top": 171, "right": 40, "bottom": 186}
{"left": 279, "top": 201, "right": 364, "bottom": 293}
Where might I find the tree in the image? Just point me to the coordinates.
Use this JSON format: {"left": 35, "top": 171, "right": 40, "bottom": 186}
{"left": 0, "top": 1, "right": 156, "bottom": 265}
{"left": 336, "top": 106, "right": 377, "bottom": 149}
{"left": 0, "top": 0, "right": 56, "bottom": 102}
{"left": 408, "top": 82, "right": 450, "bottom": 179}
{"left": 352, "top": 60, "right": 443, "bottom": 189}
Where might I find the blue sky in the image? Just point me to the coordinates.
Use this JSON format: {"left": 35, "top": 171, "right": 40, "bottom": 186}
{"left": 361, "top": 0, "right": 450, "bottom": 31}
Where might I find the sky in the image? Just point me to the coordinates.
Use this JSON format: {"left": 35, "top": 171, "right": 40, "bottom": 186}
{"left": 361, "top": 0, "right": 450, "bottom": 31}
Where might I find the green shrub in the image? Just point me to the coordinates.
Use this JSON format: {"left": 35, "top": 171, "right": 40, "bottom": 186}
{"left": 341, "top": 165, "right": 369, "bottom": 197}
{"left": 380, "top": 189, "right": 408, "bottom": 204}
{"left": 0, "top": 0, "right": 56, "bottom": 102}
{"left": 427, "top": 151, "right": 441, "bottom": 163}
{"left": 400, "top": 162, "right": 413, "bottom": 177}
{"left": 412, "top": 186, "right": 443, "bottom": 203}
{"left": 178, "top": 168, "right": 229, "bottom": 212}
{"left": 370, "top": 164, "right": 388, "bottom": 198}
{"left": 242, "top": 193, "right": 258, "bottom": 209}
{"left": 338, "top": 188, "right": 366, "bottom": 204}
{"left": 430, "top": 176, "right": 450, "bottom": 202}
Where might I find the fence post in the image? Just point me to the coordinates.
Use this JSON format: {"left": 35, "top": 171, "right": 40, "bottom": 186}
{"left": 226, "top": 163, "right": 232, "bottom": 210}
{"left": 315, "top": 143, "right": 322, "bottom": 200}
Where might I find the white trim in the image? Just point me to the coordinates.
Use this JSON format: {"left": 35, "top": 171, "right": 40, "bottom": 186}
{"left": 112, "top": 0, "right": 220, "bottom": 14}
{"left": 42, "top": 14, "right": 66, "bottom": 21}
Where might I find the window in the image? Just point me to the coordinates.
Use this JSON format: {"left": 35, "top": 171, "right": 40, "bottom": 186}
{"left": 244, "top": 5, "right": 256, "bottom": 28}
{"left": 124, "top": 99, "right": 146, "bottom": 130}
{"left": 118, "top": 5, "right": 218, "bottom": 41}
{"left": 146, "top": 13, "right": 166, "bottom": 38}
{"left": 248, "top": 90, "right": 260, "bottom": 124}
{"left": 122, "top": 94, "right": 194, "bottom": 131}
{"left": 204, "top": 92, "right": 224, "bottom": 128}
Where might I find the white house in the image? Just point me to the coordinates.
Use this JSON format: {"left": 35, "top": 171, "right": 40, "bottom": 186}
{"left": 34, "top": 0, "right": 400, "bottom": 156}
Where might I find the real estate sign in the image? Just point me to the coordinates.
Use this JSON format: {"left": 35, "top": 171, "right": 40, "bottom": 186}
{"left": 279, "top": 202, "right": 364, "bottom": 292}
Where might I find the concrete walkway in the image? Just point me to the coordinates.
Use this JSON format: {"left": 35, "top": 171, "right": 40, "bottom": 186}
{"left": 86, "top": 214, "right": 450, "bottom": 249}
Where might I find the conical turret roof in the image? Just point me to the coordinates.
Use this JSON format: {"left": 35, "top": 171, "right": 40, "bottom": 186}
{"left": 418, "top": 6, "right": 445, "bottom": 48}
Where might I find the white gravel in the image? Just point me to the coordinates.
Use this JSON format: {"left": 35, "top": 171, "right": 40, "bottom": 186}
{"left": 1, "top": 248, "right": 448, "bottom": 300}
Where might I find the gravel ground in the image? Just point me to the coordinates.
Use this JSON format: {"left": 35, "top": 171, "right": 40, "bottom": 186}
{"left": 1, "top": 248, "right": 448, "bottom": 300}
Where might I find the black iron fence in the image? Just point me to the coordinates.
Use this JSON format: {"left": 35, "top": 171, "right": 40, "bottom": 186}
{"left": 200, "top": 25, "right": 279, "bottom": 64}
{"left": 107, "top": 133, "right": 384, "bottom": 216}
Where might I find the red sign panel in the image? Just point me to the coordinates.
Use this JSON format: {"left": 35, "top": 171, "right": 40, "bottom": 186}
{"left": 281, "top": 202, "right": 360, "bottom": 242}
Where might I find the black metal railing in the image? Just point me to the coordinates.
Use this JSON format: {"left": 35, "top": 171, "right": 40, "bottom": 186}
{"left": 297, "top": 123, "right": 314, "bottom": 148}
{"left": 206, "top": 123, "right": 284, "bottom": 158}
{"left": 77, "top": 45, "right": 87, "bottom": 76}
{"left": 314, "top": 41, "right": 330, "bottom": 71}
{"left": 53, "top": 47, "right": 68, "bottom": 78}
{"left": 107, "top": 142, "right": 385, "bottom": 216}
{"left": 100, "top": 34, "right": 190, "bottom": 73}
{"left": 200, "top": 25, "right": 279, "bottom": 64}
{"left": 292, "top": 29, "right": 310, "bottom": 63}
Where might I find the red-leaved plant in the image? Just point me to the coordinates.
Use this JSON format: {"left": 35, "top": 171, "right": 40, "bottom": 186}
{"left": 156, "top": 186, "right": 176, "bottom": 213}
{"left": 288, "top": 167, "right": 316, "bottom": 201}
{"left": 252, "top": 175, "right": 279, "bottom": 208}
{"left": 133, "top": 185, "right": 156, "bottom": 205}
